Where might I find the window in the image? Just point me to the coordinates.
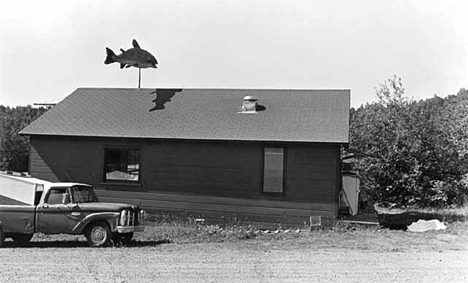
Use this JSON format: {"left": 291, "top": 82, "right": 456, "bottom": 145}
{"left": 104, "top": 148, "right": 140, "bottom": 182}
{"left": 263, "top": 147, "right": 284, "bottom": 193}
{"left": 70, "top": 185, "right": 98, "bottom": 203}
{"left": 46, "top": 188, "right": 69, "bottom": 205}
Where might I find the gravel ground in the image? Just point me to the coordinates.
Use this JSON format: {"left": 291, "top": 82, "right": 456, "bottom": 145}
{"left": 1, "top": 240, "right": 467, "bottom": 283}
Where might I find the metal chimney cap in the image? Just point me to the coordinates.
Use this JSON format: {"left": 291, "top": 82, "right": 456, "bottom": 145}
{"left": 243, "top": 95, "right": 258, "bottom": 102}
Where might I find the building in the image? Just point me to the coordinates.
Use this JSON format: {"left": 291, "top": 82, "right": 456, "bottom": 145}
{"left": 20, "top": 88, "right": 350, "bottom": 227}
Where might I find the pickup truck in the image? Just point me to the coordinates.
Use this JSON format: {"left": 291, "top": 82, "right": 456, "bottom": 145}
{"left": 0, "top": 172, "right": 146, "bottom": 247}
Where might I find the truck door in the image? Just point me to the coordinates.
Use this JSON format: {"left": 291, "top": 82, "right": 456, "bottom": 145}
{"left": 36, "top": 187, "right": 75, "bottom": 234}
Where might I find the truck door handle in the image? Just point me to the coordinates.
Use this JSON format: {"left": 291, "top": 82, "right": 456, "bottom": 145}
{"left": 71, "top": 212, "right": 81, "bottom": 216}
{"left": 43, "top": 204, "right": 49, "bottom": 209}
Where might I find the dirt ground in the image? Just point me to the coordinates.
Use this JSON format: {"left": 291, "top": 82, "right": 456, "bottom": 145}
{"left": 1, "top": 238, "right": 467, "bottom": 283}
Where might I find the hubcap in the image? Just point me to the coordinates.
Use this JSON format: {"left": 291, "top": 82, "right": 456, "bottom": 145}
{"left": 91, "top": 226, "right": 106, "bottom": 244}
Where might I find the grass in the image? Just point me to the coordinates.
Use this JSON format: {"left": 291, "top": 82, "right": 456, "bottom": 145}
{"left": 375, "top": 204, "right": 468, "bottom": 219}
{"left": 4, "top": 211, "right": 467, "bottom": 252}
{"left": 327, "top": 220, "right": 468, "bottom": 251}
{"left": 374, "top": 204, "right": 468, "bottom": 229}
{"left": 137, "top": 214, "right": 265, "bottom": 244}
{"left": 131, "top": 212, "right": 468, "bottom": 252}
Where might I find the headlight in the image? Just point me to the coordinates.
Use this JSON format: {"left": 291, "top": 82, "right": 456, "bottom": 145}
{"left": 120, "top": 210, "right": 128, "bottom": 226}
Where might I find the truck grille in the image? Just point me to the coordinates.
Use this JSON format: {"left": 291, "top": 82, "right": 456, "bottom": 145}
{"left": 128, "top": 211, "right": 136, "bottom": 226}
{"left": 120, "top": 210, "right": 137, "bottom": 226}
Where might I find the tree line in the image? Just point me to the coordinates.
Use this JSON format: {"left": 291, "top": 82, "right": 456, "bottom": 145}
{"left": 351, "top": 76, "right": 468, "bottom": 208}
{"left": 0, "top": 106, "right": 48, "bottom": 172}
{"left": 1, "top": 78, "right": 467, "bottom": 208}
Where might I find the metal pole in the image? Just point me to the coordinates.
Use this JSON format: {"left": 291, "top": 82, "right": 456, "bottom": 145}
{"left": 138, "top": 68, "right": 141, "bottom": 88}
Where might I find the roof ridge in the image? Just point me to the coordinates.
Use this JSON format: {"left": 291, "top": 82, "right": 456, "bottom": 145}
{"left": 75, "top": 87, "right": 351, "bottom": 91}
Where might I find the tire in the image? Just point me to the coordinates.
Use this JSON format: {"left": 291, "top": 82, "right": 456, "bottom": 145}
{"left": 11, "top": 233, "right": 33, "bottom": 246}
{"left": 112, "top": 232, "right": 133, "bottom": 247}
{"left": 86, "top": 221, "right": 111, "bottom": 247}
{"left": 0, "top": 227, "right": 5, "bottom": 248}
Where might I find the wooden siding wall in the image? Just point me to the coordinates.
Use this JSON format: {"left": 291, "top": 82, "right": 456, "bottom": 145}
{"left": 30, "top": 136, "right": 103, "bottom": 183}
{"left": 96, "top": 189, "right": 336, "bottom": 227}
{"left": 143, "top": 142, "right": 263, "bottom": 198}
{"left": 30, "top": 136, "right": 341, "bottom": 225}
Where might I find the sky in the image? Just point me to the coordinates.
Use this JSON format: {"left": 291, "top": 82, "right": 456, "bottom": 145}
{"left": 0, "top": 0, "right": 467, "bottom": 107}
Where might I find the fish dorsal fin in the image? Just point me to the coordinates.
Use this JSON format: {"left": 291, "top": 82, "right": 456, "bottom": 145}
{"left": 132, "top": 39, "right": 140, "bottom": 49}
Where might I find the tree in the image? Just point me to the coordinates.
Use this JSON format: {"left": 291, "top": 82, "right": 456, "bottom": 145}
{"left": 0, "top": 106, "right": 48, "bottom": 172}
{"left": 350, "top": 77, "right": 468, "bottom": 208}
{"left": 375, "top": 75, "right": 407, "bottom": 106}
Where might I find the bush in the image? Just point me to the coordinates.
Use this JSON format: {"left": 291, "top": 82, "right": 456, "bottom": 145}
{"left": 350, "top": 79, "right": 468, "bottom": 208}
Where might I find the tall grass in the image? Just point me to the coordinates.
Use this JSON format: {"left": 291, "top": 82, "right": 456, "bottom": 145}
{"left": 136, "top": 214, "right": 261, "bottom": 244}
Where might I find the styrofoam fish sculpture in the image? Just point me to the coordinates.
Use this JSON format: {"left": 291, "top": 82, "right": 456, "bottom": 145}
{"left": 105, "top": 39, "right": 158, "bottom": 69}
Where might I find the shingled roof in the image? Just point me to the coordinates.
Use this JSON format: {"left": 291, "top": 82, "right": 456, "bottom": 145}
{"left": 20, "top": 88, "right": 350, "bottom": 143}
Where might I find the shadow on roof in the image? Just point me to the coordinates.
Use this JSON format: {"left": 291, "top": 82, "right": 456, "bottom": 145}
{"left": 149, "top": 89, "right": 183, "bottom": 111}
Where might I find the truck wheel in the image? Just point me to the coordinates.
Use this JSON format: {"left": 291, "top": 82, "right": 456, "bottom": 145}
{"left": 0, "top": 227, "right": 5, "bottom": 248}
{"left": 113, "top": 232, "right": 133, "bottom": 247}
{"left": 86, "top": 221, "right": 111, "bottom": 247}
{"left": 11, "top": 233, "right": 33, "bottom": 246}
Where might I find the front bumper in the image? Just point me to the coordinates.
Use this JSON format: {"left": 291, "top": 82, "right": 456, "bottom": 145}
{"left": 116, "top": 225, "right": 145, "bottom": 233}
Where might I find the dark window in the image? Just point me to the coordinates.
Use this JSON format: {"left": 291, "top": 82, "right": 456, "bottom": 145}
{"left": 263, "top": 147, "right": 284, "bottom": 193}
{"left": 104, "top": 148, "right": 140, "bottom": 182}
{"left": 46, "top": 188, "right": 69, "bottom": 205}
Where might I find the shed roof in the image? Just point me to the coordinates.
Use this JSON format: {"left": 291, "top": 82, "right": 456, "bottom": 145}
{"left": 20, "top": 88, "right": 350, "bottom": 143}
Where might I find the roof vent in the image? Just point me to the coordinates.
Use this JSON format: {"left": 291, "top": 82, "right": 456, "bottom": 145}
{"left": 241, "top": 96, "right": 258, "bottom": 113}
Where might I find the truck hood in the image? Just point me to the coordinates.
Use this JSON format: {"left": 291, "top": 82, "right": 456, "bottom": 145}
{"left": 77, "top": 202, "right": 139, "bottom": 212}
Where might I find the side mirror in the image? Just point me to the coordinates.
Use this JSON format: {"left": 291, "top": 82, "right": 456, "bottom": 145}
{"left": 62, "top": 193, "right": 71, "bottom": 204}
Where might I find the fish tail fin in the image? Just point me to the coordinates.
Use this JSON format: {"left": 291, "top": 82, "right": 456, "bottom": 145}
{"left": 105, "top": 47, "right": 116, "bottom": 64}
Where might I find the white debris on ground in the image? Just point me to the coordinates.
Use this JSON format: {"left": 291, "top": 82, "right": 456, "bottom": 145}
{"left": 194, "top": 219, "right": 303, "bottom": 236}
{"left": 407, "top": 219, "right": 447, "bottom": 232}
{"left": 260, "top": 228, "right": 301, "bottom": 234}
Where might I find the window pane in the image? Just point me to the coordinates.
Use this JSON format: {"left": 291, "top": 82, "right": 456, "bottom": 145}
{"left": 263, "top": 147, "right": 284, "bottom": 193}
{"left": 104, "top": 149, "right": 140, "bottom": 182}
{"left": 71, "top": 186, "right": 98, "bottom": 203}
{"left": 127, "top": 150, "right": 140, "bottom": 181}
{"left": 47, "top": 188, "right": 67, "bottom": 205}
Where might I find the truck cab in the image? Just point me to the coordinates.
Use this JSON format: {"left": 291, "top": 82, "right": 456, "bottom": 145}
{"left": 0, "top": 172, "right": 146, "bottom": 247}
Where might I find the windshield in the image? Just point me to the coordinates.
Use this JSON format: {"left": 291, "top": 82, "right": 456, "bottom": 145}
{"left": 70, "top": 185, "right": 99, "bottom": 203}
